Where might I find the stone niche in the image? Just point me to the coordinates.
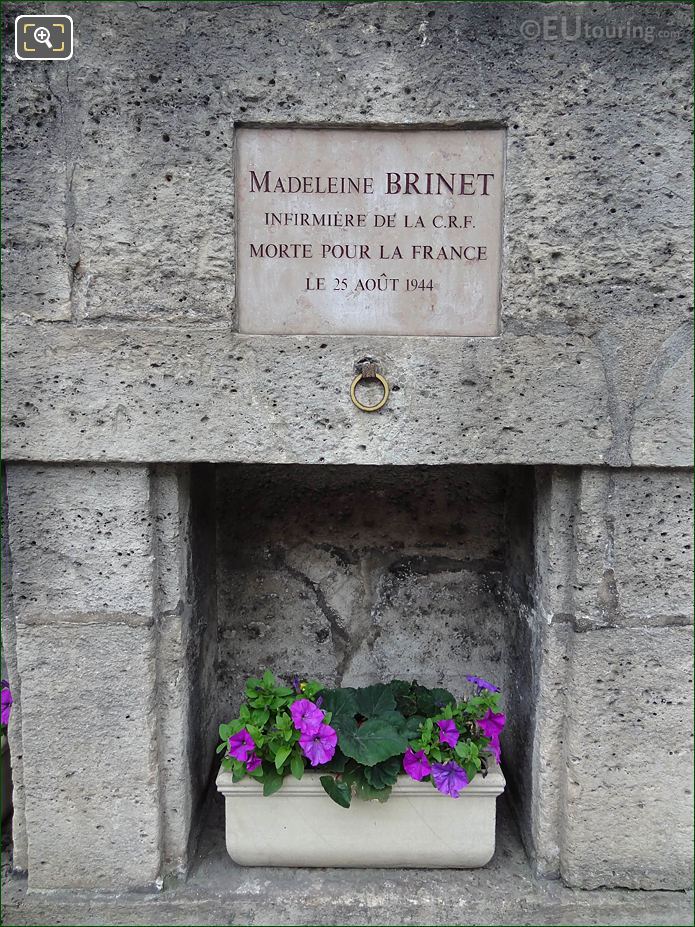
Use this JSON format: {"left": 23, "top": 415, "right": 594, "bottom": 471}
{"left": 216, "top": 463, "right": 530, "bottom": 717}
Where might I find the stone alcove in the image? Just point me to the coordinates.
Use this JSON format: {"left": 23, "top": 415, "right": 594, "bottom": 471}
{"left": 3, "top": 461, "right": 691, "bottom": 895}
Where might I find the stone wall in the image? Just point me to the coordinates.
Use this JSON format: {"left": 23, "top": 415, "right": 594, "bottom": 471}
{"left": 1, "top": 1, "right": 692, "bottom": 468}
{"left": 215, "top": 464, "right": 519, "bottom": 720}
{"left": 529, "top": 466, "right": 693, "bottom": 889}
{"left": 1, "top": 0, "right": 692, "bottom": 895}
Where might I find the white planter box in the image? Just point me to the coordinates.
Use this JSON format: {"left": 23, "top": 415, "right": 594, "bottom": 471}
{"left": 217, "top": 763, "right": 505, "bottom": 868}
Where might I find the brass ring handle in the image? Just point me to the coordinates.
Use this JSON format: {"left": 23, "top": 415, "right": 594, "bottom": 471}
{"left": 350, "top": 372, "right": 390, "bottom": 412}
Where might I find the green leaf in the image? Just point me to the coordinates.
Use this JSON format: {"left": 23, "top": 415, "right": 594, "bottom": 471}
{"left": 262, "top": 669, "right": 275, "bottom": 687}
{"left": 363, "top": 755, "right": 401, "bottom": 789}
{"left": 402, "top": 716, "right": 424, "bottom": 739}
{"left": 301, "top": 680, "right": 323, "bottom": 699}
{"left": 354, "top": 684, "right": 396, "bottom": 718}
{"left": 232, "top": 766, "right": 245, "bottom": 782}
{"left": 216, "top": 741, "right": 228, "bottom": 754}
{"left": 431, "top": 688, "right": 456, "bottom": 709}
{"left": 373, "top": 709, "right": 408, "bottom": 731}
{"left": 355, "top": 778, "right": 392, "bottom": 803}
{"left": 262, "top": 768, "right": 284, "bottom": 797}
{"left": 454, "top": 740, "right": 481, "bottom": 768}
{"left": 320, "top": 775, "right": 351, "bottom": 808}
{"left": 320, "top": 688, "right": 359, "bottom": 733}
{"left": 414, "top": 685, "right": 436, "bottom": 716}
{"left": 344, "top": 766, "right": 393, "bottom": 802}
{"left": 388, "top": 679, "right": 420, "bottom": 716}
{"left": 290, "top": 753, "right": 305, "bottom": 780}
{"left": 275, "top": 745, "right": 292, "bottom": 771}
{"left": 388, "top": 679, "right": 411, "bottom": 700}
{"left": 339, "top": 719, "right": 408, "bottom": 767}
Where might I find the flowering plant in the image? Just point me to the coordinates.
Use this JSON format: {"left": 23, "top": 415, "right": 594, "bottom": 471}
{"left": 0, "top": 681, "right": 12, "bottom": 731}
{"left": 218, "top": 671, "right": 505, "bottom": 807}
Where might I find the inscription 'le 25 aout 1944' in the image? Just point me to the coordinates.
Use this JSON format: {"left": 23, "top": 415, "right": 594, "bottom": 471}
{"left": 236, "top": 128, "right": 505, "bottom": 337}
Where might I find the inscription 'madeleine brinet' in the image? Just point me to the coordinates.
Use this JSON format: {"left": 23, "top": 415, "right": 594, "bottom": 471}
{"left": 236, "top": 127, "right": 505, "bottom": 336}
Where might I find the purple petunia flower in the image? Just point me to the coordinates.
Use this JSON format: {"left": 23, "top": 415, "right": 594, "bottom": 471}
{"left": 487, "top": 735, "right": 502, "bottom": 765}
{"left": 477, "top": 709, "right": 506, "bottom": 740}
{"left": 245, "top": 753, "right": 262, "bottom": 773}
{"left": 291, "top": 675, "right": 301, "bottom": 693}
{"left": 1, "top": 682, "right": 12, "bottom": 727}
{"left": 290, "top": 698, "right": 325, "bottom": 734}
{"left": 299, "top": 723, "right": 337, "bottom": 766}
{"left": 228, "top": 727, "right": 256, "bottom": 763}
{"left": 437, "top": 719, "right": 460, "bottom": 749}
{"left": 403, "top": 747, "right": 431, "bottom": 781}
{"left": 432, "top": 761, "right": 469, "bottom": 798}
{"left": 466, "top": 674, "right": 500, "bottom": 693}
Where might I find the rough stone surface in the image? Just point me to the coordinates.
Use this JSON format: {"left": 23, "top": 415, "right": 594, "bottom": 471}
{"left": 216, "top": 464, "right": 513, "bottom": 721}
{"left": 3, "top": 326, "right": 621, "bottom": 465}
{"left": 2, "top": 463, "right": 217, "bottom": 890}
{"left": 535, "top": 467, "right": 693, "bottom": 628}
{"left": 5, "top": 464, "right": 153, "bottom": 614}
{"left": 15, "top": 616, "right": 161, "bottom": 891}
{"left": 559, "top": 625, "right": 694, "bottom": 890}
{"left": 572, "top": 468, "right": 693, "bottom": 623}
{"left": 0, "top": 474, "right": 28, "bottom": 872}
{"left": 4, "top": 465, "right": 161, "bottom": 890}
{"left": 527, "top": 468, "right": 694, "bottom": 889}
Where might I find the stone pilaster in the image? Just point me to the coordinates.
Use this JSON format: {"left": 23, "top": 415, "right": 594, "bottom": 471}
{"left": 530, "top": 467, "right": 693, "bottom": 889}
{"left": 2, "top": 463, "right": 208, "bottom": 890}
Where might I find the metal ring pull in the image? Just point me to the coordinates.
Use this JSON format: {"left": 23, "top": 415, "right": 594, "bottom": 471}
{"left": 350, "top": 360, "right": 390, "bottom": 413}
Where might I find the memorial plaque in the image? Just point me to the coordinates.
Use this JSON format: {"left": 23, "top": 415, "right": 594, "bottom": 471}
{"left": 236, "top": 127, "right": 505, "bottom": 336}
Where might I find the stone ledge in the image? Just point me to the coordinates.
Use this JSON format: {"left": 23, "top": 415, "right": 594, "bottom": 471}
{"left": 2, "top": 324, "right": 691, "bottom": 466}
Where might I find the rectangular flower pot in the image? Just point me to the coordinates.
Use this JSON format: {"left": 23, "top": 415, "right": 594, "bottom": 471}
{"left": 216, "top": 763, "right": 505, "bottom": 868}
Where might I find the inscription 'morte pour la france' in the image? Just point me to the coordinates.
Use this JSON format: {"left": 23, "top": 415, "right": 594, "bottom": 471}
{"left": 237, "top": 128, "right": 505, "bottom": 336}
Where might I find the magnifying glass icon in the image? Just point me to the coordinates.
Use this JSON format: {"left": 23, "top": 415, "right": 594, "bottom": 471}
{"left": 34, "top": 26, "right": 53, "bottom": 49}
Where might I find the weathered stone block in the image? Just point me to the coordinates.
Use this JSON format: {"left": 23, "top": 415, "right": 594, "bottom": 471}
{"left": 15, "top": 614, "right": 161, "bottom": 891}
{"left": 573, "top": 469, "right": 693, "bottom": 623}
{"left": 6, "top": 464, "right": 153, "bottom": 615}
{"left": 559, "top": 625, "right": 693, "bottom": 889}
{"left": 0, "top": 38, "right": 71, "bottom": 322}
{"left": 535, "top": 467, "right": 693, "bottom": 627}
{"left": 530, "top": 468, "right": 694, "bottom": 888}
{"left": 2, "top": 463, "right": 214, "bottom": 889}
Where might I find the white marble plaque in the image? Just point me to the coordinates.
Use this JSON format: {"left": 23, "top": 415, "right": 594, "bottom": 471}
{"left": 236, "top": 127, "right": 505, "bottom": 336}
